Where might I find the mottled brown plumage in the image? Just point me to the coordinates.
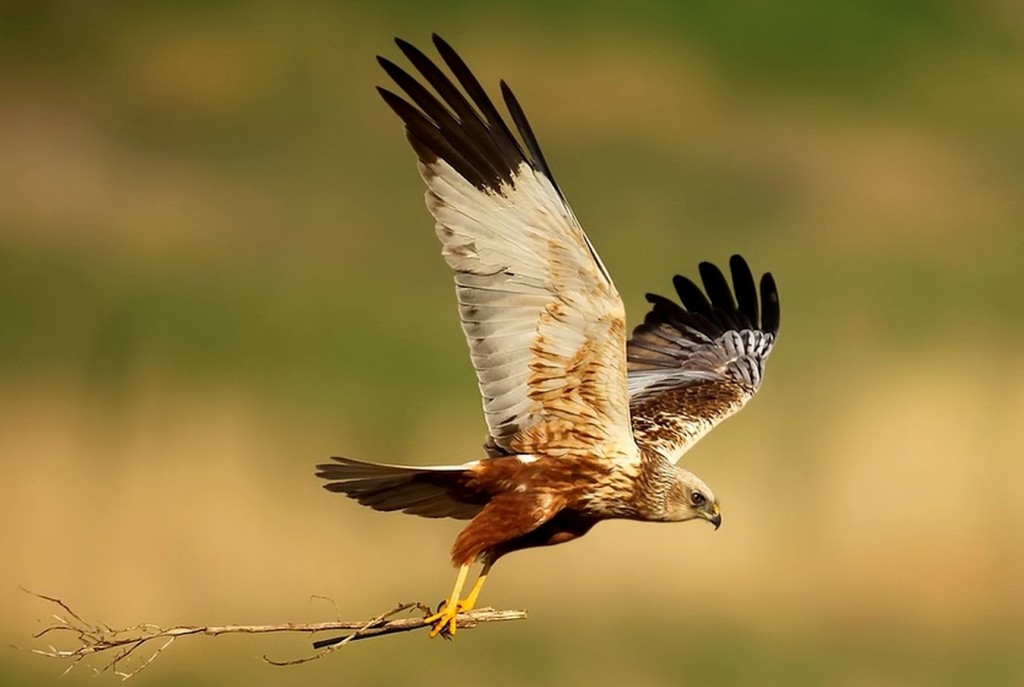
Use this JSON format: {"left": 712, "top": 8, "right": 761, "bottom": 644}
{"left": 315, "top": 35, "right": 780, "bottom": 637}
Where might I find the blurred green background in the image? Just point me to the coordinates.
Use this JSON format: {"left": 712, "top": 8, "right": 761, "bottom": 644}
{"left": 3, "top": 1, "right": 1023, "bottom": 685}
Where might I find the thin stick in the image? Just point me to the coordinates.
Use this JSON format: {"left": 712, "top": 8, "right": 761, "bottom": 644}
{"left": 21, "top": 588, "right": 527, "bottom": 680}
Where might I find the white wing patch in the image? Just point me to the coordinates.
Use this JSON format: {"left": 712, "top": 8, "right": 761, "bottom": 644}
{"left": 423, "top": 157, "right": 636, "bottom": 463}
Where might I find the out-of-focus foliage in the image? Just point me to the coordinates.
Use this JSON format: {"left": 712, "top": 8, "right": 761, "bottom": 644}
{"left": 3, "top": 2, "right": 1023, "bottom": 685}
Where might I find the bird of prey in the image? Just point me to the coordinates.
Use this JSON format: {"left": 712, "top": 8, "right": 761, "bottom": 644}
{"left": 316, "top": 35, "right": 780, "bottom": 639}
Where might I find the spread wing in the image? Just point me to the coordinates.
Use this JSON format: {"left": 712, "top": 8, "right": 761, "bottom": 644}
{"left": 627, "top": 255, "right": 780, "bottom": 463}
{"left": 379, "top": 35, "right": 637, "bottom": 463}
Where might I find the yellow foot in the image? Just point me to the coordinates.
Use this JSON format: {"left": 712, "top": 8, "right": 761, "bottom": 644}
{"left": 423, "top": 561, "right": 491, "bottom": 639}
{"left": 423, "top": 598, "right": 473, "bottom": 639}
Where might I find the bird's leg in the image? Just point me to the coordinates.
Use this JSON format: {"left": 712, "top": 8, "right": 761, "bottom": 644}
{"left": 461, "top": 560, "right": 492, "bottom": 611}
{"left": 423, "top": 564, "right": 470, "bottom": 638}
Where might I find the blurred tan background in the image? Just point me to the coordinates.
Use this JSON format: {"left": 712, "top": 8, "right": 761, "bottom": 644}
{"left": 3, "top": 2, "right": 1023, "bottom": 685}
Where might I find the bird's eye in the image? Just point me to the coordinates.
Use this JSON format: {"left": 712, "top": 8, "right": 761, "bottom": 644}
{"left": 690, "top": 492, "right": 706, "bottom": 507}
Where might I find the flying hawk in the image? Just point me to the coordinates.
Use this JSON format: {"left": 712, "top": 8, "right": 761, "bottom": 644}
{"left": 316, "top": 35, "right": 780, "bottom": 638}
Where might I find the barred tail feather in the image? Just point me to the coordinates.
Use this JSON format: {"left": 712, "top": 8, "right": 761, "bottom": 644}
{"left": 315, "top": 457, "right": 487, "bottom": 520}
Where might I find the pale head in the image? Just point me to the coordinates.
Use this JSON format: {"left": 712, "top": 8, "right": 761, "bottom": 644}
{"left": 662, "top": 466, "right": 721, "bottom": 528}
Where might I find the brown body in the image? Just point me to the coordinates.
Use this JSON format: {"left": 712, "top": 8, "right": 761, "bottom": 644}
{"left": 317, "top": 451, "right": 701, "bottom": 567}
{"left": 450, "top": 456, "right": 637, "bottom": 565}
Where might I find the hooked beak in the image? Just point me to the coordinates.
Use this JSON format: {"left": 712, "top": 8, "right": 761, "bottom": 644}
{"left": 707, "top": 503, "right": 721, "bottom": 530}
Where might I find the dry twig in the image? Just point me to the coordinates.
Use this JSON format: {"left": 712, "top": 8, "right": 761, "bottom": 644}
{"left": 21, "top": 587, "right": 526, "bottom": 680}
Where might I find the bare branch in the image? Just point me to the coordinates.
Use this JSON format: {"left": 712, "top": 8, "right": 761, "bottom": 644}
{"left": 21, "top": 588, "right": 527, "bottom": 679}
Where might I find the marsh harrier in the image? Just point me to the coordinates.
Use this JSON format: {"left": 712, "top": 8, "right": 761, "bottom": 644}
{"left": 316, "top": 35, "right": 780, "bottom": 638}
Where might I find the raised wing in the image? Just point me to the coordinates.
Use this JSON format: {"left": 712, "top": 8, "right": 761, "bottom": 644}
{"left": 379, "top": 35, "right": 637, "bottom": 463}
{"left": 627, "top": 255, "right": 780, "bottom": 463}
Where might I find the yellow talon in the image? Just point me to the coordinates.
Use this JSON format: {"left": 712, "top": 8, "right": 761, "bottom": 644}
{"left": 423, "top": 598, "right": 463, "bottom": 638}
{"left": 423, "top": 561, "right": 492, "bottom": 639}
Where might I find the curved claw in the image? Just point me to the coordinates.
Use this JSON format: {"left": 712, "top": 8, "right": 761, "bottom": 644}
{"left": 423, "top": 599, "right": 462, "bottom": 638}
{"left": 423, "top": 562, "right": 491, "bottom": 639}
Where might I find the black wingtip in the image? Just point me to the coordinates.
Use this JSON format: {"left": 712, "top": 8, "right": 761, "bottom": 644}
{"left": 672, "top": 273, "right": 712, "bottom": 313}
{"left": 728, "top": 254, "right": 758, "bottom": 329}
{"left": 728, "top": 254, "right": 750, "bottom": 279}
{"left": 431, "top": 33, "right": 449, "bottom": 52}
{"left": 654, "top": 256, "right": 780, "bottom": 340}
{"left": 698, "top": 261, "right": 737, "bottom": 314}
{"left": 394, "top": 36, "right": 428, "bottom": 67}
{"left": 376, "top": 55, "right": 403, "bottom": 82}
{"left": 380, "top": 35, "right": 537, "bottom": 192}
{"left": 375, "top": 86, "right": 405, "bottom": 116}
{"left": 500, "top": 80, "right": 559, "bottom": 190}
{"left": 759, "top": 272, "right": 780, "bottom": 336}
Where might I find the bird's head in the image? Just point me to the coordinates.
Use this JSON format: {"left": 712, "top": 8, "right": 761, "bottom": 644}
{"left": 663, "top": 467, "right": 721, "bottom": 529}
